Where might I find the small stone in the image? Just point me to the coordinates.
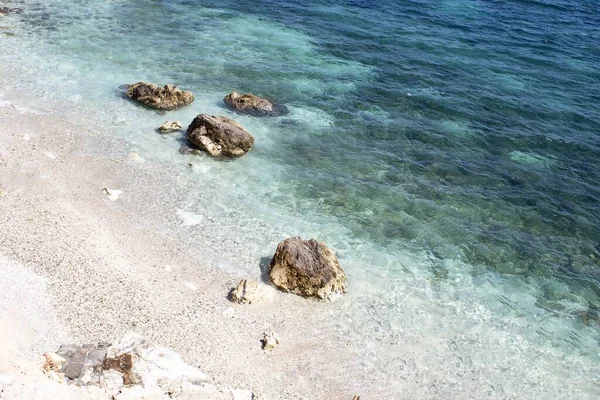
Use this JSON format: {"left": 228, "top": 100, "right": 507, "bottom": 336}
{"left": 0, "top": 374, "right": 14, "bottom": 386}
{"left": 229, "top": 280, "right": 259, "bottom": 304}
{"left": 224, "top": 91, "right": 288, "bottom": 117}
{"left": 261, "top": 332, "right": 279, "bottom": 351}
{"left": 102, "top": 188, "right": 122, "bottom": 201}
{"left": 158, "top": 121, "right": 182, "bottom": 133}
{"left": 43, "top": 352, "right": 66, "bottom": 373}
{"left": 229, "top": 279, "right": 274, "bottom": 304}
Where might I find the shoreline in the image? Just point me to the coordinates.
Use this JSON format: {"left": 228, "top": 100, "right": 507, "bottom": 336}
{"left": 0, "top": 103, "right": 364, "bottom": 398}
{"left": 3, "top": 1, "right": 600, "bottom": 398}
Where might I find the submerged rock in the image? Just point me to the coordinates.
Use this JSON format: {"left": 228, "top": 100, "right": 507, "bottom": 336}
{"left": 224, "top": 91, "right": 288, "bottom": 117}
{"left": 126, "top": 82, "right": 194, "bottom": 110}
{"left": 269, "top": 237, "right": 347, "bottom": 300}
{"left": 158, "top": 120, "right": 182, "bottom": 133}
{"left": 179, "top": 144, "right": 202, "bottom": 155}
{"left": 0, "top": 7, "right": 23, "bottom": 16}
{"left": 186, "top": 114, "right": 254, "bottom": 157}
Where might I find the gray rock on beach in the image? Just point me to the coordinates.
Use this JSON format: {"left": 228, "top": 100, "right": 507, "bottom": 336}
{"left": 186, "top": 114, "right": 255, "bottom": 157}
{"left": 126, "top": 82, "right": 194, "bottom": 110}
{"left": 269, "top": 237, "right": 347, "bottom": 300}
{"left": 39, "top": 333, "right": 256, "bottom": 398}
{"left": 224, "top": 91, "right": 288, "bottom": 117}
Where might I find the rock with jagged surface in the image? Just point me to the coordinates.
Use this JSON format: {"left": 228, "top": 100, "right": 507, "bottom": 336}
{"left": 186, "top": 114, "right": 254, "bottom": 157}
{"left": 269, "top": 237, "right": 347, "bottom": 300}
{"left": 261, "top": 332, "right": 280, "bottom": 351}
{"left": 158, "top": 120, "right": 182, "bottom": 133}
{"left": 224, "top": 91, "right": 288, "bottom": 117}
{"left": 126, "top": 82, "right": 194, "bottom": 110}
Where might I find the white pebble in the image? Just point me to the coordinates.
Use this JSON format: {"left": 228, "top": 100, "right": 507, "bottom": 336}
{"left": 102, "top": 188, "right": 122, "bottom": 201}
{"left": 0, "top": 374, "right": 14, "bottom": 386}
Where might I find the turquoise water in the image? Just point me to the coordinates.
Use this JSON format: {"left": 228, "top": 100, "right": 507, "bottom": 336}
{"left": 2, "top": 0, "right": 600, "bottom": 390}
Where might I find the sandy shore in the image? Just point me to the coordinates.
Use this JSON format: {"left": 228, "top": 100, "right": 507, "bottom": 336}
{"left": 0, "top": 103, "right": 370, "bottom": 399}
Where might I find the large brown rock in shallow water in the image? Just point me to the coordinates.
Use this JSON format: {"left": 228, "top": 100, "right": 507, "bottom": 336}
{"left": 186, "top": 114, "right": 254, "bottom": 157}
{"left": 269, "top": 237, "right": 347, "bottom": 300}
{"left": 224, "top": 91, "right": 288, "bottom": 116}
{"left": 126, "top": 82, "right": 194, "bottom": 110}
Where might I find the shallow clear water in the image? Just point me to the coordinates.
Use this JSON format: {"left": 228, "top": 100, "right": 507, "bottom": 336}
{"left": 2, "top": 0, "right": 600, "bottom": 387}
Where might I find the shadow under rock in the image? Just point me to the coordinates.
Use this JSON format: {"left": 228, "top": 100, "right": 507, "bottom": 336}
{"left": 259, "top": 256, "right": 272, "bottom": 283}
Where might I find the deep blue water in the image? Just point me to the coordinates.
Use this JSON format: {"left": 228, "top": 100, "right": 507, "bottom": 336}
{"left": 3, "top": 0, "right": 600, "bottom": 329}
{"left": 185, "top": 0, "right": 600, "bottom": 311}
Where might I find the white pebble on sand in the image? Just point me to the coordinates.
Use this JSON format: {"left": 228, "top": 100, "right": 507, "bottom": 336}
{"left": 0, "top": 374, "right": 14, "bottom": 386}
{"left": 176, "top": 210, "right": 204, "bottom": 226}
{"left": 102, "top": 188, "right": 122, "bottom": 201}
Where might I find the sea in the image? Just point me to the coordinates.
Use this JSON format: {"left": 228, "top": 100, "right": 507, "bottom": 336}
{"left": 1, "top": 0, "right": 600, "bottom": 396}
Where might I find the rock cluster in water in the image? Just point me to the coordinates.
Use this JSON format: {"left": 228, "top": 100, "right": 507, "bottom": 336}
{"left": 269, "top": 237, "right": 347, "bottom": 300}
{"left": 127, "top": 82, "right": 194, "bottom": 110}
{"left": 122, "top": 83, "right": 349, "bottom": 299}
{"left": 224, "top": 91, "right": 288, "bottom": 117}
{"left": 123, "top": 82, "right": 291, "bottom": 158}
{"left": 187, "top": 114, "right": 255, "bottom": 158}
